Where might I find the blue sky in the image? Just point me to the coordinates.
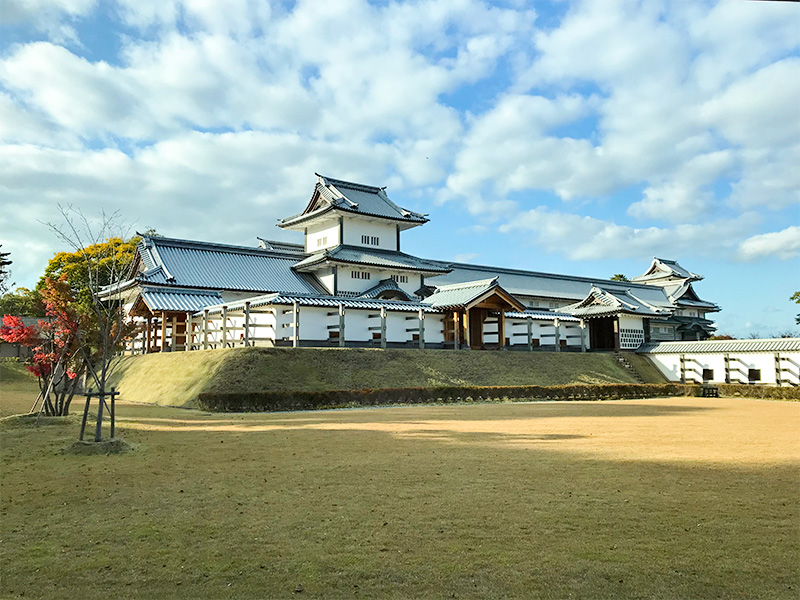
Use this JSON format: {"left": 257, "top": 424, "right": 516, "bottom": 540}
{"left": 1, "top": 0, "right": 798, "bottom": 337}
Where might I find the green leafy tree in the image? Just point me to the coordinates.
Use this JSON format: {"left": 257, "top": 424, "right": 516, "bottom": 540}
{"left": 610, "top": 274, "right": 630, "bottom": 282}
{"left": 792, "top": 291, "right": 800, "bottom": 325}
{"left": 0, "top": 287, "right": 45, "bottom": 317}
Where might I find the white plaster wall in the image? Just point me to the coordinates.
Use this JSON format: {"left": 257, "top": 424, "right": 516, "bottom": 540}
{"left": 317, "top": 269, "right": 335, "bottom": 295}
{"left": 247, "top": 310, "right": 276, "bottom": 346}
{"left": 618, "top": 314, "right": 645, "bottom": 350}
{"left": 336, "top": 267, "right": 422, "bottom": 297}
{"left": 342, "top": 217, "right": 398, "bottom": 251}
{"left": 645, "top": 351, "right": 800, "bottom": 385}
{"left": 305, "top": 222, "right": 340, "bottom": 252}
{"left": 296, "top": 306, "right": 332, "bottom": 341}
{"left": 562, "top": 323, "right": 584, "bottom": 347}
{"left": 341, "top": 308, "right": 372, "bottom": 342}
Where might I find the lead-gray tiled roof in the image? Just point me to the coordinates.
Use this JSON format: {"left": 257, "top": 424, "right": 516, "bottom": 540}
{"left": 426, "top": 278, "right": 498, "bottom": 309}
{"left": 280, "top": 175, "right": 428, "bottom": 226}
{"left": 200, "top": 293, "right": 437, "bottom": 315}
{"left": 426, "top": 261, "right": 678, "bottom": 307}
{"left": 294, "top": 245, "right": 450, "bottom": 273}
{"left": 357, "top": 278, "right": 412, "bottom": 300}
{"left": 632, "top": 257, "right": 701, "bottom": 282}
{"left": 137, "top": 236, "right": 322, "bottom": 294}
{"left": 563, "top": 286, "right": 672, "bottom": 318}
{"left": 638, "top": 338, "right": 800, "bottom": 354}
{"left": 139, "top": 286, "right": 223, "bottom": 312}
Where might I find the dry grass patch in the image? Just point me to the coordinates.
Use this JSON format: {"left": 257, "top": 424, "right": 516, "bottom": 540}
{"left": 106, "top": 347, "right": 636, "bottom": 407}
{"left": 1, "top": 372, "right": 798, "bottom": 599}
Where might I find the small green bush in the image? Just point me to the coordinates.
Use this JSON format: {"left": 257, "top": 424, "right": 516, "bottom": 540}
{"left": 196, "top": 383, "right": 698, "bottom": 412}
{"left": 714, "top": 384, "right": 800, "bottom": 401}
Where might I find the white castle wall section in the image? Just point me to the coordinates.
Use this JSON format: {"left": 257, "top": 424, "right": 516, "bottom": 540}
{"left": 336, "top": 266, "right": 422, "bottom": 298}
{"left": 305, "top": 222, "right": 340, "bottom": 252}
{"left": 501, "top": 317, "right": 587, "bottom": 348}
{"left": 342, "top": 217, "right": 398, "bottom": 251}
{"left": 645, "top": 350, "right": 799, "bottom": 386}
{"left": 618, "top": 314, "right": 645, "bottom": 350}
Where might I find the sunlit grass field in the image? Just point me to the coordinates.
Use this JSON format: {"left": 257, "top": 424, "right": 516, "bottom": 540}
{"left": 1, "top": 363, "right": 798, "bottom": 599}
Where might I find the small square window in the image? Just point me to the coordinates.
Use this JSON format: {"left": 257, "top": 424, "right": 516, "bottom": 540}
{"left": 748, "top": 369, "right": 761, "bottom": 382}
{"left": 702, "top": 368, "right": 714, "bottom": 382}
{"left": 328, "top": 331, "right": 339, "bottom": 339}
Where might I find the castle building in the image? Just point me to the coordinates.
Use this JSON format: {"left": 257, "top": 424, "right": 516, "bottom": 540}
{"left": 110, "top": 174, "right": 719, "bottom": 353}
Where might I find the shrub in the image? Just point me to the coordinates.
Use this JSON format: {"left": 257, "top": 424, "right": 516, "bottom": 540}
{"left": 714, "top": 384, "right": 800, "bottom": 401}
{"left": 196, "top": 383, "right": 698, "bottom": 412}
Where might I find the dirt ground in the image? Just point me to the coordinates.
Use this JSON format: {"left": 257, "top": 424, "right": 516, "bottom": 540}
{"left": 2, "top": 387, "right": 799, "bottom": 599}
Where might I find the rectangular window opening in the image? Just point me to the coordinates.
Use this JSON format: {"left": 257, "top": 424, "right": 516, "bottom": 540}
{"left": 748, "top": 368, "right": 761, "bottom": 382}
{"left": 702, "top": 368, "right": 714, "bottom": 382}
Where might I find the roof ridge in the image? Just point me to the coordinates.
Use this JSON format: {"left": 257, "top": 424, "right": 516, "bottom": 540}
{"left": 143, "top": 234, "right": 307, "bottom": 258}
{"left": 317, "top": 173, "right": 383, "bottom": 193}
{"left": 429, "top": 259, "right": 666, "bottom": 291}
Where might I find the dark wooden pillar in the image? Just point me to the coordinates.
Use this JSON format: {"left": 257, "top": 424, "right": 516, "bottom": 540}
{"left": 160, "top": 312, "right": 167, "bottom": 352}
{"left": 145, "top": 317, "right": 152, "bottom": 354}
{"left": 613, "top": 317, "right": 620, "bottom": 352}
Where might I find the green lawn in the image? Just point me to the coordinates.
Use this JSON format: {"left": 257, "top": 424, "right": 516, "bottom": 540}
{"left": 1, "top": 366, "right": 799, "bottom": 599}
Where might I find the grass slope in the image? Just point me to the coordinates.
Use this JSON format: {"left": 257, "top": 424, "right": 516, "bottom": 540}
{"left": 625, "top": 353, "right": 669, "bottom": 383}
{"left": 1, "top": 372, "right": 798, "bottom": 600}
{"left": 108, "top": 348, "right": 637, "bottom": 407}
{"left": 0, "top": 360, "right": 40, "bottom": 417}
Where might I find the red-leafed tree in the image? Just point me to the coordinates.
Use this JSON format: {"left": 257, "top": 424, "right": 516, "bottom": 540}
{"left": 0, "top": 279, "right": 84, "bottom": 416}
{"left": 40, "top": 207, "right": 139, "bottom": 437}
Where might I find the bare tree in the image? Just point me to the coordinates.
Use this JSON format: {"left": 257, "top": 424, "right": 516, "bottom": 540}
{"left": 44, "top": 206, "right": 138, "bottom": 439}
{"left": 0, "top": 244, "right": 12, "bottom": 294}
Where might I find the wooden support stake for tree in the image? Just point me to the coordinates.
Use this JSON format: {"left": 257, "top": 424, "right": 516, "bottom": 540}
{"left": 79, "top": 388, "right": 92, "bottom": 441}
{"left": 110, "top": 387, "right": 116, "bottom": 439}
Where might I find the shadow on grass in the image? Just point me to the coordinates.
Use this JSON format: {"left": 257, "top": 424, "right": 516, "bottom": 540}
{"left": 2, "top": 397, "right": 798, "bottom": 600}
{"left": 115, "top": 401, "right": 715, "bottom": 432}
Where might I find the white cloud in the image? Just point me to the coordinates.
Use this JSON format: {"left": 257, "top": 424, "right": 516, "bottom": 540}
{"left": 500, "top": 206, "right": 755, "bottom": 261}
{"left": 447, "top": 0, "right": 800, "bottom": 224}
{"left": 2, "top": 0, "right": 95, "bottom": 44}
{"left": 737, "top": 227, "right": 800, "bottom": 262}
{"left": 628, "top": 150, "right": 734, "bottom": 221}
